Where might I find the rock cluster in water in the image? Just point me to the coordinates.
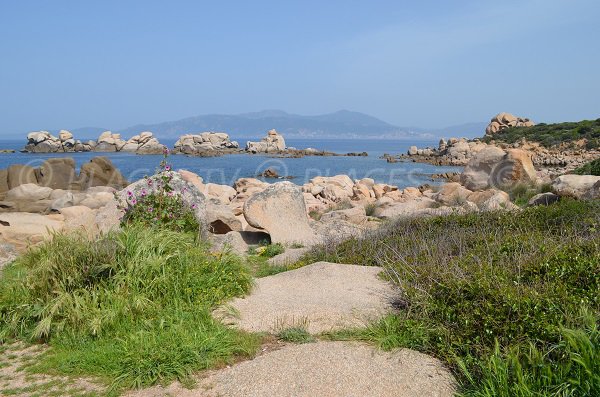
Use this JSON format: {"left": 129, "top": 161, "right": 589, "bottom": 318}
{"left": 246, "top": 129, "right": 286, "bottom": 153}
{"left": 173, "top": 132, "right": 240, "bottom": 155}
{"left": 23, "top": 130, "right": 166, "bottom": 154}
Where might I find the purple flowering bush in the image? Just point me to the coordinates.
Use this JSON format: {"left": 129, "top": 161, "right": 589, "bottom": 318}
{"left": 120, "top": 149, "right": 199, "bottom": 233}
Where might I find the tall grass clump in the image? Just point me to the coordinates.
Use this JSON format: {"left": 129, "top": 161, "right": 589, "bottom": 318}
{"left": 0, "top": 225, "right": 258, "bottom": 390}
{"left": 305, "top": 199, "right": 600, "bottom": 395}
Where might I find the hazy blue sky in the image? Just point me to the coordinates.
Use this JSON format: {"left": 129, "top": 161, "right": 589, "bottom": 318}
{"left": 1, "top": 0, "right": 599, "bottom": 134}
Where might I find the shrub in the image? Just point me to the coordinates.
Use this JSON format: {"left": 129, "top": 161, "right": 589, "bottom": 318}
{"left": 305, "top": 199, "right": 600, "bottom": 394}
{"left": 119, "top": 149, "right": 200, "bottom": 233}
{"left": 572, "top": 158, "right": 600, "bottom": 176}
{"left": 482, "top": 118, "right": 600, "bottom": 149}
{"left": 0, "top": 226, "right": 258, "bottom": 389}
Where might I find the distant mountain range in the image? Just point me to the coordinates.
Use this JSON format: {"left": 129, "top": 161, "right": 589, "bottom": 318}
{"left": 62, "top": 109, "right": 487, "bottom": 140}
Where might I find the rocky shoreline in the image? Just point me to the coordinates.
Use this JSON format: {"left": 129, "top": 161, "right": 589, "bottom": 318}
{"left": 2, "top": 141, "right": 598, "bottom": 256}
{"left": 22, "top": 128, "right": 367, "bottom": 158}
{"left": 383, "top": 112, "right": 600, "bottom": 180}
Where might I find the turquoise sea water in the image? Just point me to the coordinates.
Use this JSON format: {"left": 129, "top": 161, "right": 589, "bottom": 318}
{"left": 0, "top": 138, "right": 459, "bottom": 189}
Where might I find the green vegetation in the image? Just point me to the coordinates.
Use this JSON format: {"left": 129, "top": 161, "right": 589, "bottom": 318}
{"left": 306, "top": 199, "right": 600, "bottom": 396}
{"left": 119, "top": 150, "right": 199, "bottom": 233}
{"left": 573, "top": 158, "right": 600, "bottom": 176}
{"left": 277, "top": 327, "right": 315, "bottom": 344}
{"left": 501, "top": 182, "right": 553, "bottom": 207}
{"left": 0, "top": 226, "right": 259, "bottom": 391}
{"left": 483, "top": 118, "right": 600, "bottom": 149}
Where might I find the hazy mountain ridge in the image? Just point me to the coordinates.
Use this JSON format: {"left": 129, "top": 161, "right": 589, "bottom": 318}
{"left": 116, "top": 109, "right": 425, "bottom": 140}
{"left": 60, "top": 110, "right": 487, "bottom": 141}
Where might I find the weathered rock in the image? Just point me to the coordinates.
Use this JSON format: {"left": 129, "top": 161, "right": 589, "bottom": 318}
{"left": 528, "top": 192, "right": 560, "bottom": 206}
{"left": 209, "top": 231, "right": 249, "bottom": 256}
{"left": 372, "top": 198, "right": 437, "bottom": 219}
{"left": 243, "top": 181, "right": 316, "bottom": 246}
{"left": 552, "top": 175, "right": 600, "bottom": 199}
{"left": 7, "top": 164, "right": 37, "bottom": 189}
{"left": 320, "top": 205, "right": 367, "bottom": 225}
{"left": 0, "top": 169, "right": 8, "bottom": 195}
{"left": 173, "top": 132, "right": 238, "bottom": 154}
{"left": 433, "top": 182, "right": 472, "bottom": 206}
{"left": 35, "top": 158, "right": 77, "bottom": 190}
{"left": 246, "top": 129, "right": 286, "bottom": 153}
{"left": 485, "top": 112, "right": 535, "bottom": 135}
{"left": 0, "top": 212, "right": 64, "bottom": 252}
{"left": 206, "top": 203, "right": 242, "bottom": 234}
{"left": 461, "top": 147, "right": 536, "bottom": 190}
{"left": 5, "top": 184, "right": 53, "bottom": 202}
{"left": 77, "top": 157, "right": 128, "bottom": 189}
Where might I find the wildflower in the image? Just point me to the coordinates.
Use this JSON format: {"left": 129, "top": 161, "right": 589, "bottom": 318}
{"left": 191, "top": 203, "right": 198, "bottom": 209}
{"left": 163, "top": 147, "right": 170, "bottom": 155}
{"left": 164, "top": 164, "right": 172, "bottom": 171}
{"left": 147, "top": 179, "right": 153, "bottom": 186}
{"left": 147, "top": 207, "right": 153, "bottom": 212}
{"left": 141, "top": 188, "right": 147, "bottom": 197}
{"left": 127, "top": 190, "right": 133, "bottom": 197}
{"left": 131, "top": 198, "right": 137, "bottom": 205}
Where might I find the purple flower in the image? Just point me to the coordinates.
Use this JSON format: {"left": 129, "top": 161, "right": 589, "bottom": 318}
{"left": 127, "top": 191, "right": 133, "bottom": 197}
{"left": 164, "top": 165, "right": 172, "bottom": 171}
{"left": 191, "top": 203, "right": 198, "bottom": 209}
{"left": 131, "top": 198, "right": 137, "bottom": 205}
{"left": 141, "top": 188, "right": 147, "bottom": 197}
{"left": 147, "top": 207, "right": 153, "bottom": 212}
{"left": 147, "top": 179, "right": 153, "bottom": 186}
{"left": 163, "top": 148, "right": 170, "bottom": 155}
{"left": 167, "top": 191, "right": 174, "bottom": 196}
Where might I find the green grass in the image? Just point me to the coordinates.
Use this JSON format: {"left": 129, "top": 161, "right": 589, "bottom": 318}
{"left": 483, "top": 118, "right": 600, "bottom": 149}
{"left": 277, "top": 327, "right": 315, "bottom": 344}
{"left": 573, "top": 158, "right": 600, "bottom": 176}
{"left": 306, "top": 199, "right": 600, "bottom": 396}
{"left": 0, "top": 225, "right": 260, "bottom": 391}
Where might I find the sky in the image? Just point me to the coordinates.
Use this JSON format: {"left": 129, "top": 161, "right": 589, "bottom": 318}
{"left": 1, "top": 0, "right": 599, "bottom": 135}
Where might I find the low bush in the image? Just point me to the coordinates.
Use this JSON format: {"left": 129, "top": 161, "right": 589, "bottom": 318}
{"left": 119, "top": 150, "right": 199, "bottom": 233}
{"left": 572, "top": 158, "right": 600, "bottom": 176}
{"left": 306, "top": 199, "right": 600, "bottom": 395}
{"left": 483, "top": 118, "right": 600, "bottom": 149}
{"left": 0, "top": 225, "right": 258, "bottom": 390}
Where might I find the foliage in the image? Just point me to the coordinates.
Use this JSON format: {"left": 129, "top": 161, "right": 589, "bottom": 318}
{"left": 257, "top": 243, "right": 285, "bottom": 258}
{"left": 119, "top": 149, "right": 199, "bottom": 233}
{"left": 573, "top": 158, "right": 600, "bottom": 176}
{"left": 0, "top": 225, "right": 258, "bottom": 390}
{"left": 306, "top": 199, "right": 600, "bottom": 395}
{"left": 277, "top": 327, "right": 315, "bottom": 344}
{"left": 482, "top": 118, "right": 600, "bottom": 149}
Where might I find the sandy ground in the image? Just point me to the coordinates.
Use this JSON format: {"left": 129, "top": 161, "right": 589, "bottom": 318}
{"left": 215, "top": 261, "right": 398, "bottom": 334}
{"left": 126, "top": 341, "right": 455, "bottom": 397}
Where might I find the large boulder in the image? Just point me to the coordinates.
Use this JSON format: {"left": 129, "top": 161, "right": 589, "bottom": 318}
{"left": 7, "top": 164, "right": 37, "bottom": 189}
{"left": 206, "top": 202, "right": 243, "bottom": 234}
{"left": 243, "top": 181, "right": 316, "bottom": 245}
{"left": 5, "top": 184, "right": 53, "bottom": 202}
{"left": 552, "top": 175, "right": 600, "bottom": 199}
{"left": 0, "top": 212, "right": 64, "bottom": 252}
{"left": 77, "top": 157, "right": 128, "bottom": 189}
{"left": 433, "top": 182, "right": 472, "bottom": 206}
{"left": 35, "top": 158, "right": 77, "bottom": 190}
{"left": 0, "top": 169, "right": 9, "bottom": 195}
{"left": 320, "top": 206, "right": 367, "bottom": 225}
{"left": 461, "top": 147, "right": 536, "bottom": 190}
{"left": 372, "top": 197, "right": 437, "bottom": 219}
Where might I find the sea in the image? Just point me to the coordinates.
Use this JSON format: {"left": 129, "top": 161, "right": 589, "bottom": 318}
{"left": 0, "top": 138, "right": 461, "bottom": 189}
